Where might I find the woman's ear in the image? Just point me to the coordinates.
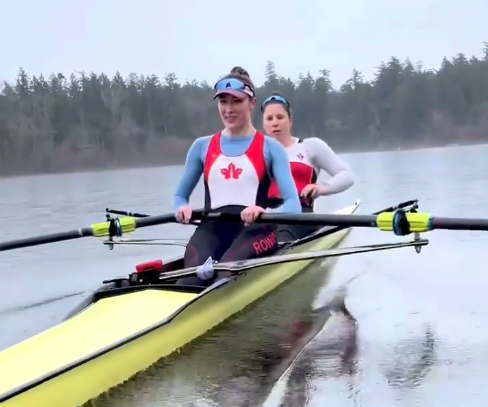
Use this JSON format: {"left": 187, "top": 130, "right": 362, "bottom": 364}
{"left": 249, "top": 97, "right": 256, "bottom": 111}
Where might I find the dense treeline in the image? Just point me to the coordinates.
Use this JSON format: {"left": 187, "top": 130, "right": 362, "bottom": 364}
{"left": 1, "top": 43, "right": 488, "bottom": 176}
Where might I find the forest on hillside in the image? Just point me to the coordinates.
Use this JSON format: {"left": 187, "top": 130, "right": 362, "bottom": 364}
{"left": 1, "top": 42, "right": 488, "bottom": 176}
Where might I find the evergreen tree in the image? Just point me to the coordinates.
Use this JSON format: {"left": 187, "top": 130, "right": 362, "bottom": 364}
{"left": 1, "top": 43, "right": 488, "bottom": 175}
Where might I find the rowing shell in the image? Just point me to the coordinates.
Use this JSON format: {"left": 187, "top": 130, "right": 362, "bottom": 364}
{"left": 0, "top": 201, "right": 361, "bottom": 407}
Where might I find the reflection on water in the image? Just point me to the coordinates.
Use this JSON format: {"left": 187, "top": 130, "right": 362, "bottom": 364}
{"left": 88, "top": 257, "right": 342, "bottom": 407}
{"left": 2, "top": 144, "right": 488, "bottom": 406}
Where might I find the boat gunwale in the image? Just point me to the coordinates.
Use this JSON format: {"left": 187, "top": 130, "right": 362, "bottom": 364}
{"left": 0, "top": 205, "right": 359, "bottom": 402}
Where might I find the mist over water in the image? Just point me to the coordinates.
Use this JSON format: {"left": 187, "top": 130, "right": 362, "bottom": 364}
{"left": 1, "top": 144, "right": 488, "bottom": 406}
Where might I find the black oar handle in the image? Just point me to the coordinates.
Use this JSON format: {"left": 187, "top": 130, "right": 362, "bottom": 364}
{"left": 107, "top": 200, "right": 420, "bottom": 234}
{"left": 378, "top": 199, "right": 417, "bottom": 215}
{"left": 106, "top": 208, "right": 150, "bottom": 218}
{"left": 107, "top": 208, "right": 204, "bottom": 225}
{"left": 108, "top": 200, "right": 419, "bottom": 220}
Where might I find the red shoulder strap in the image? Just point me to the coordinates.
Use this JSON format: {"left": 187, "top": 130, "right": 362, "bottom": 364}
{"left": 245, "top": 132, "right": 266, "bottom": 179}
{"left": 203, "top": 133, "right": 221, "bottom": 180}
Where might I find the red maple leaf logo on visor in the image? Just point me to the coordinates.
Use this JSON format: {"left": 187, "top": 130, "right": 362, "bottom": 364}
{"left": 221, "top": 162, "right": 243, "bottom": 180}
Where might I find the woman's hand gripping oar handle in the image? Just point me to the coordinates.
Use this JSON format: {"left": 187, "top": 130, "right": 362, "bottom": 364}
{"left": 105, "top": 208, "right": 202, "bottom": 225}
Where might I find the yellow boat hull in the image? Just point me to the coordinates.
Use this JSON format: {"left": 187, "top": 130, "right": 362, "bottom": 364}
{"left": 0, "top": 202, "right": 360, "bottom": 407}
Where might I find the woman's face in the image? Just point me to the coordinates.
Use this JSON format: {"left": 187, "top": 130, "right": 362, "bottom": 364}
{"left": 217, "top": 93, "right": 255, "bottom": 131}
{"left": 262, "top": 103, "right": 292, "bottom": 140}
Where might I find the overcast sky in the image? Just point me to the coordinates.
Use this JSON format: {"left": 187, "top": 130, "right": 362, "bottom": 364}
{"left": 1, "top": 0, "right": 487, "bottom": 88}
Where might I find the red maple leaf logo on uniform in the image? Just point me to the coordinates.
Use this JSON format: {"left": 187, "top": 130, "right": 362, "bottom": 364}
{"left": 221, "top": 162, "right": 243, "bottom": 179}
{"left": 297, "top": 153, "right": 304, "bottom": 160}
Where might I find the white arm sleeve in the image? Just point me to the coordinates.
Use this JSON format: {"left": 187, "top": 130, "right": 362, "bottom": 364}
{"left": 302, "top": 137, "right": 355, "bottom": 195}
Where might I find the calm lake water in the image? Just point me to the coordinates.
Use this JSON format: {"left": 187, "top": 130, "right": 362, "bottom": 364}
{"left": 1, "top": 144, "right": 488, "bottom": 406}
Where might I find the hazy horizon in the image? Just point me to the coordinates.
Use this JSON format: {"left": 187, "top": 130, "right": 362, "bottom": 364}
{"left": 1, "top": 0, "right": 487, "bottom": 88}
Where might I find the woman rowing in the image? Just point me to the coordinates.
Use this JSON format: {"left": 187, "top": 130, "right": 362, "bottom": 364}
{"left": 261, "top": 92, "right": 355, "bottom": 240}
{"left": 173, "top": 68, "right": 302, "bottom": 286}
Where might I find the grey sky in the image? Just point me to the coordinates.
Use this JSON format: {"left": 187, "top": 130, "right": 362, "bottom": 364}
{"left": 1, "top": 0, "right": 487, "bottom": 88}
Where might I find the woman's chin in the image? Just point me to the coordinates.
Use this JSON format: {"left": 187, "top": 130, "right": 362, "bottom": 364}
{"left": 224, "top": 121, "right": 244, "bottom": 131}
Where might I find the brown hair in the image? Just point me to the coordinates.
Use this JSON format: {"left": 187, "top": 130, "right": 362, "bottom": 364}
{"left": 262, "top": 91, "right": 292, "bottom": 118}
{"left": 221, "top": 66, "right": 256, "bottom": 94}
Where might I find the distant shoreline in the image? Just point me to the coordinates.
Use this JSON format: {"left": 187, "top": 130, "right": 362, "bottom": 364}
{"left": 1, "top": 141, "right": 486, "bottom": 181}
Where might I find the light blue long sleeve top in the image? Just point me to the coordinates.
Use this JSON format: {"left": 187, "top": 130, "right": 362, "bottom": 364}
{"left": 173, "top": 133, "right": 301, "bottom": 214}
